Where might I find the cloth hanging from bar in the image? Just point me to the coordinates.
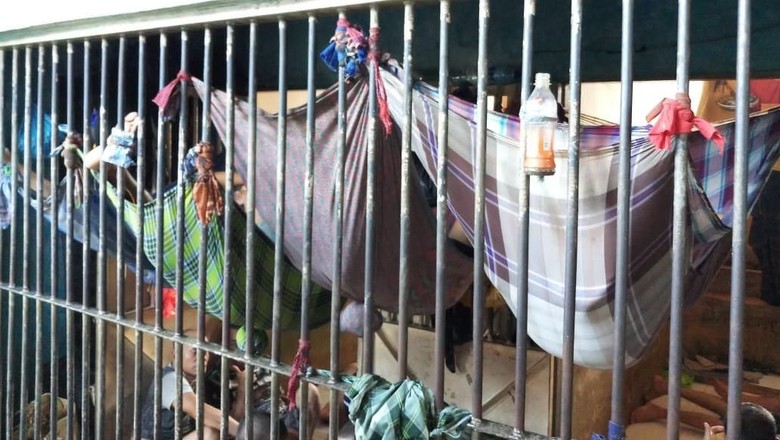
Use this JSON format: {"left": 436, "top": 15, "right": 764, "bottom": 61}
{"left": 379, "top": 65, "right": 780, "bottom": 368}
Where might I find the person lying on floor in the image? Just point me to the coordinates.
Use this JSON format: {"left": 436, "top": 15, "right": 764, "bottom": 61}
{"left": 138, "top": 328, "right": 247, "bottom": 440}
{"left": 630, "top": 375, "right": 779, "bottom": 439}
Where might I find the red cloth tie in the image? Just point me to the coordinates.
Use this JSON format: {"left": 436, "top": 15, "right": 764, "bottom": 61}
{"left": 152, "top": 70, "right": 192, "bottom": 111}
{"left": 646, "top": 92, "right": 725, "bottom": 153}
{"left": 286, "top": 338, "right": 311, "bottom": 411}
{"left": 369, "top": 27, "right": 393, "bottom": 137}
{"left": 162, "top": 288, "right": 177, "bottom": 319}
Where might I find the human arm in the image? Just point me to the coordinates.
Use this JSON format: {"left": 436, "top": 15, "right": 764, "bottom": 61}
{"left": 229, "top": 365, "right": 247, "bottom": 423}
{"left": 181, "top": 392, "right": 240, "bottom": 437}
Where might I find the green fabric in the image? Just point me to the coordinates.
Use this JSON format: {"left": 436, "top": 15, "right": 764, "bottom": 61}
{"left": 345, "top": 373, "right": 472, "bottom": 440}
{"left": 107, "top": 180, "right": 332, "bottom": 353}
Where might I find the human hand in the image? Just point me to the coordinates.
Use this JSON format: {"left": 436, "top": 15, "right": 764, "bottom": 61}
{"left": 703, "top": 422, "right": 726, "bottom": 440}
{"left": 231, "top": 365, "right": 247, "bottom": 388}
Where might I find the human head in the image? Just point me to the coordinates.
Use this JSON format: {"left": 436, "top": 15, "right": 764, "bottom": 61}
{"left": 174, "top": 329, "right": 210, "bottom": 377}
{"left": 740, "top": 402, "right": 777, "bottom": 440}
{"left": 236, "top": 410, "right": 287, "bottom": 440}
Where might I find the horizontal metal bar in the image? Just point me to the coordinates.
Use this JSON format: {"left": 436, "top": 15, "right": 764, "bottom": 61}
{"left": 0, "top": 282, "right": 330, "bottom": 384}
{"left": 0, "top": 0, "right": 439, "bottom": 48}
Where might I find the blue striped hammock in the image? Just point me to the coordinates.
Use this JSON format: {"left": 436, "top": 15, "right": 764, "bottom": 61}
{"left": 380, "top": 67, "right": 780, "bottom": 368}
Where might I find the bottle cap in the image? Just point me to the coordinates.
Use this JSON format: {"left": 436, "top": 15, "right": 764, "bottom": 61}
{"left": 534, "top": 72, "right": 551, "bottom": 87}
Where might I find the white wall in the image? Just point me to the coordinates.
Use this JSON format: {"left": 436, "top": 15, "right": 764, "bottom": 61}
{"left": 577, "top": 80, "right": 705, "bottom": 126}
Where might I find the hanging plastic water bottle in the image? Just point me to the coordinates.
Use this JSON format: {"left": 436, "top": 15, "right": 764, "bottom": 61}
{"left": 521, "top": 72, "right": 558, "bottom": 176}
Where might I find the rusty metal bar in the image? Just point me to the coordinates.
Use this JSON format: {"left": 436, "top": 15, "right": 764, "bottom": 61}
{"left": 80, "top": 39, "right": 92, "bottom": 440}
{"left": 726, "top": 0, "right": 751, "bottom": 438}
{"left": 132, "top": 33, "right": 147, "bottom": 440}
{"left": 666, "top": 0, "right": 691, "bottom": 437}
{"left": 18, "top": 44, "right": 33, "bottom": 440}
{"left": 433, "top": 0, "right": 449, "bottom": 413}
{"left": 64, "top": 41, "right": 76, "bottom": 440}
{"left": 33, "top": 43, "right": 46, "bottom": 440}
{"left": 220, "top": 23, "right": 236, "bottom": 440}
{"left": 397, "top": 0, "right": 414, "bottom": 382}
{"left": 48, "top": 43, "right": 61, "bottom": 440}
{"left": 113, "top": 34, "right": 126, "bottom": 440}
{"left": 243, "top": 18, "right": 258, "bottom": 440}
{"left": 609, "top": 1, "right": 634, "bottom": 438}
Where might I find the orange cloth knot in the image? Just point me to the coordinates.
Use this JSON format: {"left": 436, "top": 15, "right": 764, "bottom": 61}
{"left": 646, "top": 92, "right": 725, "bottom": 153}
{"left": 192, "top": 141, "right": 224, "bottom": 225}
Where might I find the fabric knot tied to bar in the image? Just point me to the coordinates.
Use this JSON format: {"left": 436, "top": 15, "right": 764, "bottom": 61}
{"left": 646, "top": 92, "right": 725, "bottom": 153}
{"left": 152, "top": 69, "right": 193, "bottom": 118}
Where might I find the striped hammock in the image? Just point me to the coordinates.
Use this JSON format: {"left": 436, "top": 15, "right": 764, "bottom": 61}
{"left": 380, "top": 67, "right": 780, "bottom": 368}
{"left": 106, "top": 181, "right": 333, "bottom": 352}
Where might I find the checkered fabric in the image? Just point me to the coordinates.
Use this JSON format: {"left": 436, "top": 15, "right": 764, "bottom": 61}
{"left": 106, "top": 179, "right": 332, "bottom": 353}
{"left": 345, "top": 374, "right": 472, "bottom": 440}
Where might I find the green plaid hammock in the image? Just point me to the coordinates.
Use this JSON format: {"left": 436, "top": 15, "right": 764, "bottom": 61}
{"left": 106, "top": 180, "right": 332, "bottom": 352}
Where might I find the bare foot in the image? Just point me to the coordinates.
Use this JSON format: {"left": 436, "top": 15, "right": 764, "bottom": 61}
{"left": 630, "top": 402, "right": 667, "bottom": 424}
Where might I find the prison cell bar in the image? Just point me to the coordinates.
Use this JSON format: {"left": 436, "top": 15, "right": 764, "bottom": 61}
{"left": 48, "top": 44, "right": 61, "bottom": 440}
{"left": 4, "top": 48, "right": 19, "bottom": 440}
{"left": 433, "top": 0, "right": 450, "bottom": 414}
{"left": 18, "top": 44, "right": 33, "bottom": 440}
{"left": 95, "top": 38, "right": 109, "bottom": 439}
{"left": 114, "top": 34, "right": 127, "bottom": 440}
{"left": 609, "top": 0, "right": 634, "bottom": 437}
{"left": 471, "top": 0, "right": 489, "bottom": 436}
{"left": 133, "top": 35, "right": 146, "bottom": 438}
{"left": 196, "top": 26, "right": 214, "bottom": 440}
{"left": 297, "top": 11, "right": 316, "bottom": 440}
{"left": 64, "top": 41, "right": 76, "bottom": 440}
{"left": 515, "top": 0, "right": 534, "bottom": 433}
{"left": 361, "top": 5, "right": 378, "bottom": 379}
{"left": 667, "top": 0, "right": 691, "bottom": 437}
{"left": 268, "top": 17, "right": 289, "bottom": 440}
{"left": 33, "top": 43, "right": 46, "bottom": 440}
{"left": 78, "top": 39, "right": 92, "bottom": 440}
{"left": 726, "top": 0, "right": 751, "bottom": 438}
{"left": 0, "top": 47, "right": 4, "bottom": 440}
{"left": 151, "top": 31, "right": 169, "bottom": 440}
{"left": 244, "top": 19, "right": 259, "bottom": 440}
{"left": 221, "top": 23, "right": 236, "bottom": 440}
{"left": 175, "top": 28, "right": 190, "bottom": 440}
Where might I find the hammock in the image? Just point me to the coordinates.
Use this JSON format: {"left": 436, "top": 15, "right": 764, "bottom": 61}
{"left": 380, "top": 67, "right": 780, "bottom": 368}
{"left": 178, "top": 77, "right": 474, "bottom": 315}
{"left": 105, "top": 180, "right": 333, "bottom": 352}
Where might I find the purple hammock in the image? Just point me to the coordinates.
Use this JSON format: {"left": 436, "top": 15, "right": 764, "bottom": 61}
{"left": 175, "top": 77, "right": 475, "bottom": 316}
{"left": 380, "top": 66, "right": 780, "bottom": 368}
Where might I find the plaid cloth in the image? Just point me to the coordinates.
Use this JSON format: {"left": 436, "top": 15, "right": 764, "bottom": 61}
{"left": 106, "top": 180, "right": 332, "bottom": 353}
{"left": 345, "top": 374, "right": 472, "bottom": 440}
{"left": 381, "top": 66, "right": 780, "bottom": 368}
{"left": 187, "top": 77, "right": 474, "bottom": 316}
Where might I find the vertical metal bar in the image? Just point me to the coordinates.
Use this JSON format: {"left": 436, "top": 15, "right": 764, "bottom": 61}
{"left": 726, "top": 1, "right": 751, "bottom": 438}
{"left": 471, "top": 0, "right": 489, "bottom": 435}
{"left": 514, "top": 0, "right": 534, "bottom": 432}
{"left": 33, "top": 43, "right": 46, "bottom": 440}
{"left": 433, "top": 0, "right": 450, "bottom": 413}
{"left": 270, "top": 18, "right": 288, "bottom": 440}
{"left": 94, "top": 38, "right": 109, "bottom": 439}
{"left": 65, "top": 40, "right": 76, "bottom": 440}
{"left": 397, "top": 1, "right": 414, "bottom": 382}
{"left": 97, "top": 36, "right": 110, "bottom": 440}
{"left": 80, "top": 39, "right": 93, "bottom": 440}
{"left": 221, "top": 24, "right": 235, "bottom": 440}
{"left": 609, "top": 0, "right": 634, "bottom": 437}
{"left": 560, "top": 0, "right": 583, "bottom": 438}
{"left": 0, "top": 48, "right": 5, "bottom": 440}
{"left": 330, "top": 6, "right": 347, "bottom": 439}
{"left": 361, "top": 5, "right": 378, "bottom": 378}
{"left": 666, "top": 0, "right": 690, "bottom": 437}
{"left": 132, "top": 34, "right": 146, "bottom": 440}
{"left": 243, "top": 19, "right": 258, "bottom": 440}
{"left": 48, "top": 44, "right": 60, "bottom": 440}
{"left": 174, "top": 29, "right": 189, "bottom": 440}
{"left": 18, "top": 44, "right": 33, "bottom": 440}
{"left": 114, "top": 35, "right": 126, "bottom": 440}
{"left": 4, "top": 47, "right": 18, "bottom": 440}
{"left": 153, "top": 33, "right": 168, "bottom": 440}
{"left": 197, "top": 27, "right": 213, "bottom": 440}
